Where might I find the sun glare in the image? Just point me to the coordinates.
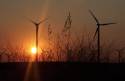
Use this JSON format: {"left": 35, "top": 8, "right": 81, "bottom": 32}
{"left": 31, "top": 47, "right": 37, "bottom": 55}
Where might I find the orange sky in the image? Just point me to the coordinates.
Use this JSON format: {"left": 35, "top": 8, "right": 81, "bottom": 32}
{"left": 0, "top": 0, "right": 125, "bottom": 49}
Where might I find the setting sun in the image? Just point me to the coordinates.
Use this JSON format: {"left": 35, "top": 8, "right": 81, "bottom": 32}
{"left": 31, "top": 47, "right": 37, "bottom": 55}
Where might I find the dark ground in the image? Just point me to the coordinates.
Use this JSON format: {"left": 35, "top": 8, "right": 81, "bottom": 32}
{"left": 0, "top": 63, "right": 125, "bottom": 81}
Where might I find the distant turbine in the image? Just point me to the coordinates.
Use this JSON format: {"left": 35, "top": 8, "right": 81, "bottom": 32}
{"left": 62, "top": 12, "right": 72, "bottom": 47}
{"left": 116, "top": 47, "right": 125, "bottom": 63}
{"left": 27, "top": 17, "right": 48, "bottom": 62}
{"left": 89, "top": 10, "right": 116, "bottom": 63}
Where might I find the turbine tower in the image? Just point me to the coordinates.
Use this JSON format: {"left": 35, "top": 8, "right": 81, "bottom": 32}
{"left": 89, "top": 10, "right": 116, "bottom": 63}
{"left": 27, "top": 17, "right": 48, "bottom": 62}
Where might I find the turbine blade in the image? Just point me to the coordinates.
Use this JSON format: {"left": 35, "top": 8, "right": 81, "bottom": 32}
{"left": 39, "top": 18, "right": 48, "bottom": 24}
{"left": 89, "top": 10, "right": 99, "bottom": 24}
{"left": 100, "top": 23, "right": 116, "bottom": 26}
{"left": 93, "top": 28, "right": 98, "bottom": 39}
{"left": 24, "top": 16, "right": 36, "bottom": 24}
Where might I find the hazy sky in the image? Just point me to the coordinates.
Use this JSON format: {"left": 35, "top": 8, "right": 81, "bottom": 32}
{"left": 0, "top": 0, "right": 125, "bottom": 48}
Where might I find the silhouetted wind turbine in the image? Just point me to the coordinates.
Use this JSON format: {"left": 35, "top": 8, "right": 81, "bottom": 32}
{"left": 89, "top": 10, "right": 116, "bottom": 63}
{"left": 63, "top": 12, "right": 72, "bottom": 46}
{"left": 116, "top": 47, "right": 125, "bottom": 63}
{"left": 27, "top": 17, "right": 48, "bottom": 62}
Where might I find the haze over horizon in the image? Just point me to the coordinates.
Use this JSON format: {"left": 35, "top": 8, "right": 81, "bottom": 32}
{"left": 0, "top": 0, "right": 124, "bottom": 48}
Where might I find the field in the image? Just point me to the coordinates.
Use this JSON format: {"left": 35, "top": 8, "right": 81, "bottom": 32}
{"left": 0, "top": 63, "right": 124, "bottom": 81}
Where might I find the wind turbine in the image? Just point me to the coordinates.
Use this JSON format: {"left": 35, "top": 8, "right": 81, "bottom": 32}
{"left": 27, "top": 17, "right": 48, "bottom": 62}
{"left": 89, "top": 10, "right": 116, "bottom": 63}
{"left": 116, "top": 47, "right": 125, "bottom": 63}
{"left": 63, "top": 12, "right": 72, "bottom": 47}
